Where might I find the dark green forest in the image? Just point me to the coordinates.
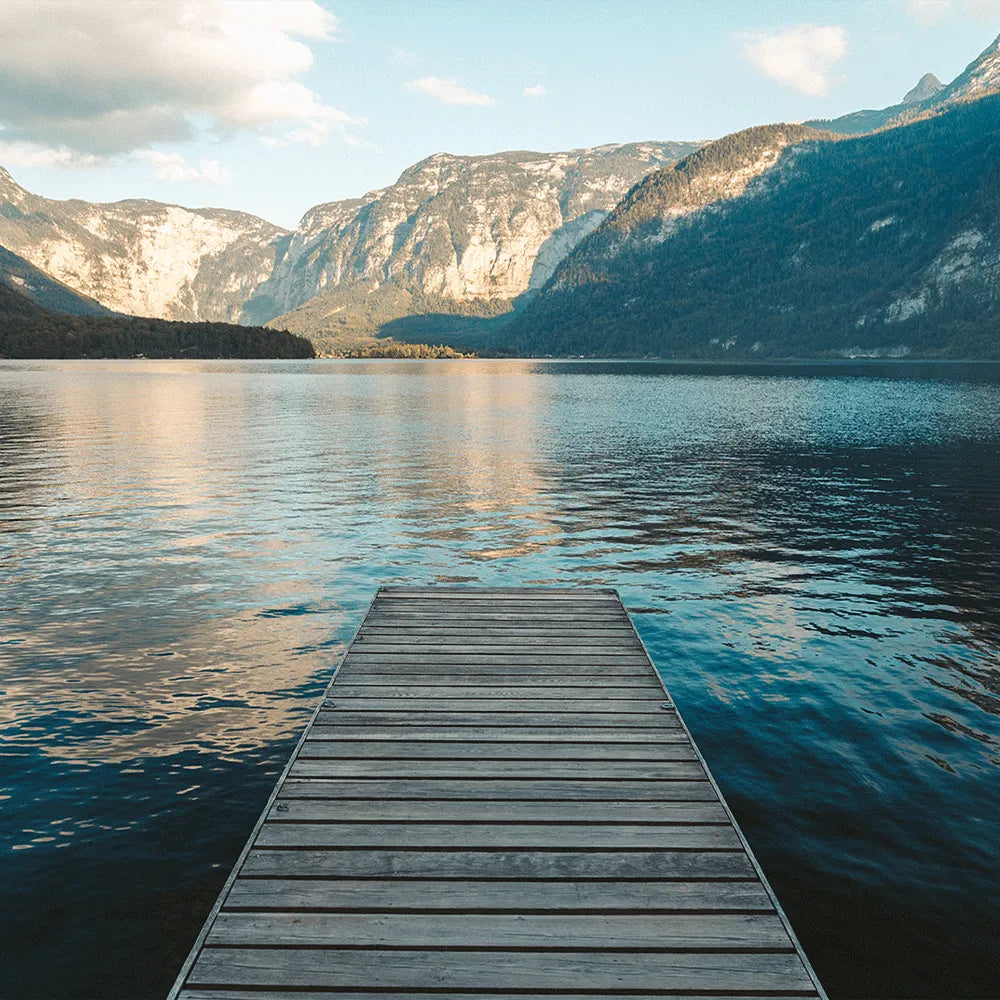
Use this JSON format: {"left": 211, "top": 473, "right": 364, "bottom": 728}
{"left": 0, "top": 285, "right": 315, "bottom": 359}
{"left": 508, "top": 95, "right": 1000, "bottom": 359}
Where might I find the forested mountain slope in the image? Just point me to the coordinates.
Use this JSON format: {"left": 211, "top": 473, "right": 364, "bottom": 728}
{"left": 509, "top": 95, "right": 1000, "bottom": 358}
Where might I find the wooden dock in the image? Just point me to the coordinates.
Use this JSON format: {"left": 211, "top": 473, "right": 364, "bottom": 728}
{"left": 170, "top": 586, "right": 826, "bottom": 1000}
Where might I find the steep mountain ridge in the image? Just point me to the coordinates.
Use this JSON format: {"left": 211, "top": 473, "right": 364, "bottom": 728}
{"left": 243, "top": 141, "right": 701, "bottom": 346}
{"left": 510, "top": 95, "right": 1000, "bottom": 358}
{"left": 902, "top": 73, "right": 943, "bottom": 105}
{"left": 812, "top": 33, "right": 1000, "bottom": 135}
{"left": 0, "top": 167, "right": 288, "bottom": 322}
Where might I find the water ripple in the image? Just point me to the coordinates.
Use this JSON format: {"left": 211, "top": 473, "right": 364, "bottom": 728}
{"left": 1, "top": 359, "right": 999, "bottom": 998}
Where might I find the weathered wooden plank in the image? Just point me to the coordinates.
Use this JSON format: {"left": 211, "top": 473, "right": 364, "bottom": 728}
{"left": 278, "top": 778, "right": 720, "bottom": 801}
{"left": 341, "top": 654, "right": 651, "bottom": 668}
{"left": 188, "top": 948, "right": 815, "bottom": 993}
{"left": 330, "top": 674, "right": 663, "bottom": 687}
{"left": 268, "top": 799, "right": 726, "bottom": 823}
{"left": 339, "top": 662, "right": 653, "bottom": 676}
{"left": 223, "top": 877, "right": 774, "bottom": 913}
{"left": 357, "top": 628, "right": 638, "bottom": 639}
{"left": 181, "top": 993, "right": 812, "bottom": 1000}
{"left": 364, "top": 612, "right": 631, "bottom": 623}
{"left": 207, "top": 911, "right": 791, "bottom": 949}
{"left": 381, "top": 586, "right": 618, "bottom": 593}
{"left": 240, "top": 848, "right": 756, "bottom": 879}
{"left": 295, "top": 739, "right": 697, "bottom": 759}
{"left": 369, "top": 597, "right": 624, "bottom": 606}
{"left": 313, "top": 711, "right": 683, "bottom": 727}
{"left": 350, "top": 642, "right": 646, "bottom": 652}
{"left": 288, "top": 759, "right": 706, "bottom": 780}
{"left": 254, "top": 821, "right": 740, "bottom": 850}
{"left": 379, "top": 586, "right": 618, "bottom": 606}
{"left": 306, "top": 726, "right": 691, "bottom": 742}
{"left": 322, "top": 697, "right": 667, "bottom": 712}
{"left": 368, "top": 603, "right": 628, "bottom": 614}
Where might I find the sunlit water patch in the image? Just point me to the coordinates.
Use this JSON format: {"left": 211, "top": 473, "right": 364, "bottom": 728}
{"left": 1, "top": 359, "right": 999, "bottom": 998}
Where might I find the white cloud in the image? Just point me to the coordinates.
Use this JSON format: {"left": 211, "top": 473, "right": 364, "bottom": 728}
{"left": 523, "top": 84, "right": 547, "bottom": 98}
{"left": 0, "top": 0, "right": 358, "bottom": 162}
{"left": 405, "top": 76, "right": 496, "bottom": 106}
{"left": 0, "top": 139, "right": 100, "bottom": 169}
{"left": 904, "top": 0, "right": 1000, "bottom": 22}
{"left": 741, "top": 24, "right": 849, "bottom": 98}
{"left": 136, "top": 151, "right": 232, "bottom": 184}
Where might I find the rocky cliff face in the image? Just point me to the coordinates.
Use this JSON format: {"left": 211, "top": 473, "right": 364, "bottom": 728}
{"left": 242, "top": 141, "right": 701, "bottom": 338}
{"left": 0, "top": 244, "right": 112, "bottom": 317}
{"left": 0, "top": 168, "right": 288, "bottom": 322}
{"left": 0, "top": 142, "right": 697, "bottom": 340}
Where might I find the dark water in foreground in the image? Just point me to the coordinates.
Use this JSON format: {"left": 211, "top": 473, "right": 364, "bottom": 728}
{"left": 1, "top": 359, "right": 999, "bottom": 999}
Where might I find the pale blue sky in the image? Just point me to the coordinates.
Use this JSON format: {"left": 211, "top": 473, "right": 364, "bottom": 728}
{"left": 1, "top": 1, "right": 997, "bottom": 228}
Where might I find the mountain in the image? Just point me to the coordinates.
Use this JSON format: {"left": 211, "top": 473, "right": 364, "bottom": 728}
{"left": 0, "top": 167, "right": 288, "bottom": 323}
{"left": 902, "top": 73, "right": 943, "bottom": 105}
{"left": 508, "top": 94, "right": 1000, "bottom": 359}
{"left": 0, "top": 142, "right": 698, "bottom": 350}
{"left": 0, "top": 244, "right": 113, "bottom": 317}
{"left": 242, "top": 142, "right": 702, "bottom": 349}
{"left": 812, "top": 33, "right": 1000, "bottom": 135}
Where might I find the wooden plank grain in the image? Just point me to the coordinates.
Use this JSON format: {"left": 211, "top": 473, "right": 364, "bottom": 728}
{"left": 321, "top": 696, "right": 669, "bottom": 712}
{"left": 312, "top": 710, "right": 684, "bottom": 728}
{"left": 329, "top": 674, "right": 663, "bottom": 687}
{"left": 188, "top": 947, "right": 816, "bottom": 993}
{"left": 288, "top": 759, "right": 707, "bottom": 780}
{"left": 253, "top": 821, "right": 741, "bottom": 850}
{"left": 239, "top": 848, "right": 757, "bottom": 880}
{"left": 206, "top": 911, "right": 792, "bottom": 950}
{"left": 267, "top": 799, "right": 726, "bottom": 823}
{"left": 277, "top": 778, "right": 720, "bottom": 801}
{"left": 305, "top": 725, "right": 693, "bottom": 743}
{"left": 294, "top": 738, "right": 697, "bottom": 759}
{"left": 223, "top": 877, "right": 774, "bottom": 913}
{"left": 181, "top": 993, "right": 815, "bottom": 1000}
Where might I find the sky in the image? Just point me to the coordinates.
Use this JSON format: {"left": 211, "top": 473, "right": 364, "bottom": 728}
{"left": 1, "top": 0, "right": 998, "bottom": 229}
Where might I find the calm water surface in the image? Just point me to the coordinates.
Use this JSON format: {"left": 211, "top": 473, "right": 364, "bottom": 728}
{"left": 2, "top": 359, "right": 999, "bottom": 998}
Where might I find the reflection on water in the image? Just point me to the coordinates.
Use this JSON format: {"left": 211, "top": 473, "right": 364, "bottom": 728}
{"left": 1, "top": 359, "right": 999, "bottom": 998}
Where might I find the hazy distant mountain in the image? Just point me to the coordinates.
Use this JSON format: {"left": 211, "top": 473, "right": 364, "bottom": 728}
{"left": 0, "top": 167, "right": 288, "bottom": 323}
{"left": 508, "top": 94, "right": 1000, "bottom": 359}
{"left": 810, "top": 33, "right": 1000, "bottom": 135}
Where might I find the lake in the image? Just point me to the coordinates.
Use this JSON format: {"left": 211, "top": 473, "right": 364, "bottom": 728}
{"left": 2, "top": 358, "right": 999, "bottom": 998}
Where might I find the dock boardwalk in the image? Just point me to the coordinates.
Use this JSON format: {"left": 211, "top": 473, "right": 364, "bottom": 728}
{"left": 171, "top": 586, "right": 826, "bottom": 1000}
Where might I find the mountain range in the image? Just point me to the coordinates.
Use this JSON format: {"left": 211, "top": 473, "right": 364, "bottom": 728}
{"left": 2, "top": 33, "right": 1000, "bottom": 359}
